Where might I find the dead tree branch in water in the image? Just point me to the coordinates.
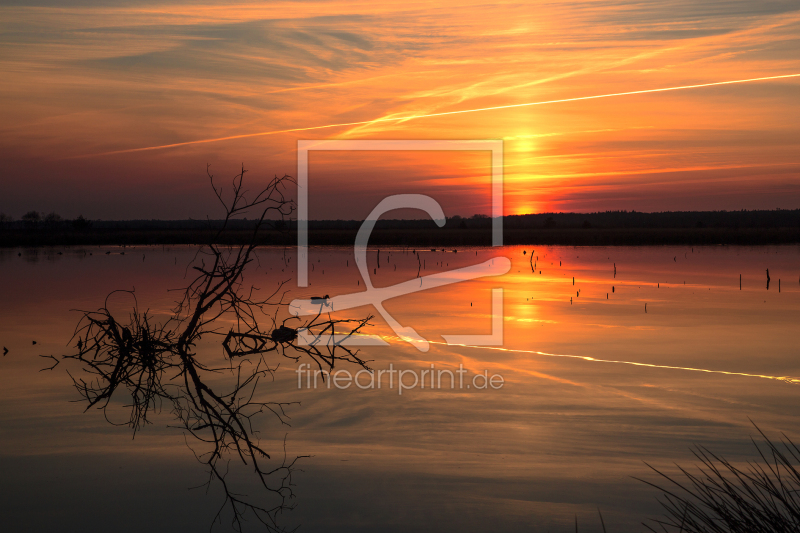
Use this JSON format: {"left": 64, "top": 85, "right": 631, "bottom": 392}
{"left": 60, "top": 165, "right": 372, "bottom": 532}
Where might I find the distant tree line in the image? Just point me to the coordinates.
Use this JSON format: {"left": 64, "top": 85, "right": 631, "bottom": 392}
{"left": 1, "top": 209, "right": 799, "bottom": 231}
{"left": 2, "top": 209, "right": 799, "bottom": 246}
{"left": 501, "top": 209, "right": 800, "bottom": 230}
{"left": 0, "top": 211, "right": 91, "bottom": 230}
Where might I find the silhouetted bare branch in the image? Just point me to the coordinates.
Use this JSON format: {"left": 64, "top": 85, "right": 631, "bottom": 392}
{"left": 56, "top": 165, "right": 373, "bottom": 532}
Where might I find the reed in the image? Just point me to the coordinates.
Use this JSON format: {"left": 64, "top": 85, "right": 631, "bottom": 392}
{"left": 640, "top": 423, "right": 800, "bottom": 533}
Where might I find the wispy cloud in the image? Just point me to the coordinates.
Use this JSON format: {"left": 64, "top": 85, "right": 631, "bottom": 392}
{"left": 1, "top": 1, "right": 799, "bottom": 218}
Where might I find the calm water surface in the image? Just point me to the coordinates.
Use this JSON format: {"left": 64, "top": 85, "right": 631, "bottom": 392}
{"left": 1, "top": 244, "right": 799, "bottom": 532}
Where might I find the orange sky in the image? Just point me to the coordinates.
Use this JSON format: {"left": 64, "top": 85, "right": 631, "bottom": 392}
{"left": 0, "top": 0, "right": 799, "bottom": 219}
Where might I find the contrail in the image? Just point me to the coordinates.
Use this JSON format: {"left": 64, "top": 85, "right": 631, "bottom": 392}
{"left": 377, "top": 335, "right": 800, "bottom": 385}
{"left": 82, "top": 73, "right": 800, "bottom": 158}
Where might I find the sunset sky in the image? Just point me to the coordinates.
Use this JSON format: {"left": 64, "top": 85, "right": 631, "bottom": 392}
{"left": 1, "top": 0, "right": 799, "bottom": 220}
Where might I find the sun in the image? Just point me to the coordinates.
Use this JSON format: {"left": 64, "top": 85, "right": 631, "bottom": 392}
{"left": 511, "top": 203, "right": 540, "bottom": 216}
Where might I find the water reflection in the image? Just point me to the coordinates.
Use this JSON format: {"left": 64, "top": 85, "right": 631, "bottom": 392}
{"left": 0, "top": 244, "right": 799, "bottom": 532}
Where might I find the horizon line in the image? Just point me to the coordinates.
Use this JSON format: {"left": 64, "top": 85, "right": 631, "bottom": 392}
{"left": 10, "top": 206, "right": 798, "bottom": 222}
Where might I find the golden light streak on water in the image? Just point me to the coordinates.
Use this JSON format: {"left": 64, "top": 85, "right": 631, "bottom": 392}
{"left": 375, "top": 335, "right": 800, "bottom": 385}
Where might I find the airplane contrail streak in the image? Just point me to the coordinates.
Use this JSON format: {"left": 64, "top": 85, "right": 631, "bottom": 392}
{"left": 81, "top": 73, "right": 800, "bottom": 158}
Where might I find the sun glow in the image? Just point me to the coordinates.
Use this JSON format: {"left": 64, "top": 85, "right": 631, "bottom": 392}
{"left": 3, "top": 1, "right": 800, "bottom": 218}
{"left": 511, "top": 204, "right": 539, "bottom": 215}
{"left": 509, "top": 136, "right": 537, "bottom": 154}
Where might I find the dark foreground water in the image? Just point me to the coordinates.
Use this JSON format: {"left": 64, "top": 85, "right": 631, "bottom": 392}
{"left": 1, "top": 244, "right": 799, "bottom": 532}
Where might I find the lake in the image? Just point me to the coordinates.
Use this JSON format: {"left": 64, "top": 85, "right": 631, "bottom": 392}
{"left": 1, "top": 244, "right": 798, "bottom": 532}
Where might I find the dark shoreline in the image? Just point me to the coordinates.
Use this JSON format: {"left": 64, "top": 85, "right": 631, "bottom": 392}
{"left": 3, "top": 210, "right": 799, "bottom": 247}
{"left": 3, "top": 227, "right": 800, "bottom": 247}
